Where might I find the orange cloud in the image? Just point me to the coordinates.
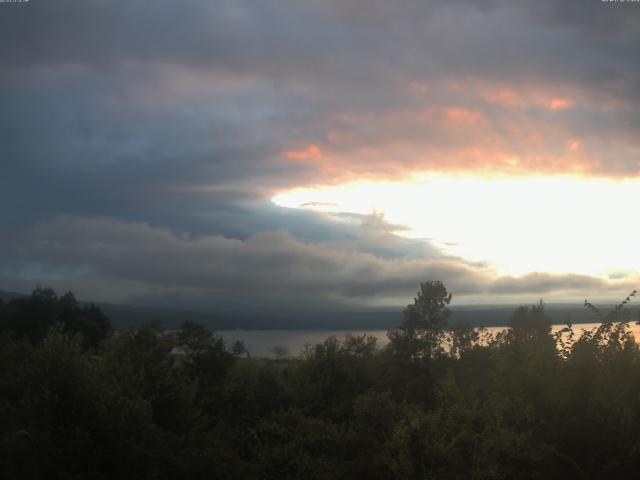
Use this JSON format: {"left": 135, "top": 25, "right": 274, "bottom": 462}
{"left": 549, "top": 97, "right": 574, "bottom": 111}
{"left": 285, "top": 144, "right": 322, "bottom": 161}
{"left": 479, "top": 81, "right": 575, "bottom": 112}
{"left": 568, "top": 139, "right": 582, "bottom": 152}
{"left": 483, "top": 87, "right": 524, "bottom": 108}
{"left": 442, "top": 107, "right": 487, "bottom": 126}
{"left": 277, "top": 79, "right": 636, "bottom": 187}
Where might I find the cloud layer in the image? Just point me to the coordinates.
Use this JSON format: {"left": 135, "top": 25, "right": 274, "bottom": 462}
{"left": 2, "top": 217, "right": 635, "bottom": 308}
{"left": 1, "top": 0, "right": 639, "bottom": 309}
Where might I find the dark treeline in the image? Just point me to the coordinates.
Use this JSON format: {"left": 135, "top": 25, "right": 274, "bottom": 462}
{"left": 1, "top": 282, "right": 640, "bottom": 479}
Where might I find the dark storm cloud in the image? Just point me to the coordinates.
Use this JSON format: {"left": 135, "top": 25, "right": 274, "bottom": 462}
{"left": 3, "top": 0, "right": 639, "bottom": 114}
{"left": 3, "top": 0, "right": 638, "bottom": 82}
{"left": 1, "top": 0, "right": 639, "bottom": 307}
{"left": 2, "top": 217, "right": 635, "bottom": 308}
{"left": 0, "top": 216, "right": 621, "bottom": 308}
{"left": 3, "top": 0, "right": 640, "bottom": 205}
{"left": 0, "top": 216, "right": 477, "bottom": 301}
{"left": 0, "top": 0, "right": 377, "bottom": 85}
{"left": 0, "top": 64, "right": 312, "bottom": 231}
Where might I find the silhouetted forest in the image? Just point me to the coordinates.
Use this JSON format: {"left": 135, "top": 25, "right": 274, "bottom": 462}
{"left": 2, "top": 282, "right": 640, "bottom": 479}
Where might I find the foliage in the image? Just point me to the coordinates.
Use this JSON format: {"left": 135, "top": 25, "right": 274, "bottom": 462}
{"left": 2, "top": 284, "right": 640, "bottom": 479}
{"left": 388, "top": 280, "right": 452, "bottom": 361}
{"left": 0, "top": 288, "right": 111, "bottom": 349}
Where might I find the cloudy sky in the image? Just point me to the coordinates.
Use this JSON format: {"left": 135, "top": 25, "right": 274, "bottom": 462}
{"left": 1, "top": 0, "right": 640, "bottom": 314}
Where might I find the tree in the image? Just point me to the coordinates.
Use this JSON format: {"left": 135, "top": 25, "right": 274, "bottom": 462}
{"left": 231, "top": 340, "right": 248, "bottom": 357}
{"left": 178, "top": 319, "right": 214, "bottom": 352}
{"left": 0, "top": 288, "right": 111, "bottom": 348}
{"left": 510, "top": 300, "right": 551, "bottom": 342}
{"left": 388, "top": 280, "right": 452, "bottom": 360}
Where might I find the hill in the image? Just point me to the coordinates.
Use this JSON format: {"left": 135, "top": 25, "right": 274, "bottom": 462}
{"left": 2, "top": 289, "right": 634, "bottom": 330}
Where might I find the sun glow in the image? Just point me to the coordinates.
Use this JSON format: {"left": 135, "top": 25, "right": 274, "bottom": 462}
{"left": 272, "top": 175, "right": 640, "bottom": 278}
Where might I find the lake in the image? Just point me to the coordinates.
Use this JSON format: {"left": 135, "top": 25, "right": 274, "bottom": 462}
{"left": 219, "top": 322, "right": 640, "bottom": 358}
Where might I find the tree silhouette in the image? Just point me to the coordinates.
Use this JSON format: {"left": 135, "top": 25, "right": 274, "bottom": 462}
{"left": 388, "top": 280, "right": 452, "bottom": 360}
{"left": 509, "top": 300, "right": 551, "bottom": 341}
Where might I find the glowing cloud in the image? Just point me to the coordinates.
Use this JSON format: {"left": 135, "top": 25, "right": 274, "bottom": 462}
{"left": 285, "top": 144, "right": 323, "bottom": 161}
{"left": 549, "top": 97, "right": 574, "bottom": 111}
{"left": 273, "top": 175, "right": 640, "bottom": 278}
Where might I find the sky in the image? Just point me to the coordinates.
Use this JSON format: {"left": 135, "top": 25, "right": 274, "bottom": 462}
{"left": 1, "top": 0, "right": 640, "bottom": 315}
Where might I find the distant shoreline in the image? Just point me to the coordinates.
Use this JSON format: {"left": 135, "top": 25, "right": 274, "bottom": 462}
{"left": 3, "top": 289, "right": 637, "bottom": 330}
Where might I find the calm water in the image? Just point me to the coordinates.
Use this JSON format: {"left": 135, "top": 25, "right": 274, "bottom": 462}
{"left": 219, "top": 323, "right": 640, "bottom": 359}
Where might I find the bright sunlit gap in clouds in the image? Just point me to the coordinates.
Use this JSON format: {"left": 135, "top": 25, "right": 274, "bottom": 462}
{"left": 272, "top": 175, "right": 640, "bottom": 279}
